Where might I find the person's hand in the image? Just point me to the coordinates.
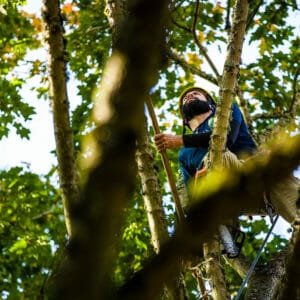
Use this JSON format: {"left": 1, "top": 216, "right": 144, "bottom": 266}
{"left": 154, "top": 134, "right": 183, "bottom": 152}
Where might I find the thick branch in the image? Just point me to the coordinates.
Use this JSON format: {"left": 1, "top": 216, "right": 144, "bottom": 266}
{"left": 136, "top": 116, "right": 187, "bottom": 299}
{"left": 104, "top": 0, "right": 127, "bottom": 46}
{"left": 203, "top": 239, "right": 229, "bottom": 300}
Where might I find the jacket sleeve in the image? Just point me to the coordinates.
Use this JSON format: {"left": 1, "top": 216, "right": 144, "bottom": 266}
{"left": 227, "top": 103, "right": 242, "bottom": 146}
{"left": 183, "top": 104, "right": 242, "bottom": 148}
{"left": 182, "top": 132, "right": 211, "bottom": 147}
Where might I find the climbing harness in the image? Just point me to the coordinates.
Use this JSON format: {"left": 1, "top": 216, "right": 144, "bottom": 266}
{"left": 235, "top": 214, "right": 280, "bottom": 300}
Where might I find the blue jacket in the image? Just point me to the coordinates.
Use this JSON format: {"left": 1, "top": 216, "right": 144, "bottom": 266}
{"left": 179, "top": 103, "right": 257, "bottom": 184}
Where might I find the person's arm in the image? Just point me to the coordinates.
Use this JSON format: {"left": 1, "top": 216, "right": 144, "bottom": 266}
{"left": 154, "top": 133, "right": 183, "bottom": 151}
{"left": 182, "top": 132, "right": 211, "bottom": 147}
{"left": 183, "top": 104, "right": 242, "bottom": 148}
{"left": 154, "top": 104, "right": 243, "bottom": 150}
{"left": 227, "top": 103, "right": 242, "bottom": 146}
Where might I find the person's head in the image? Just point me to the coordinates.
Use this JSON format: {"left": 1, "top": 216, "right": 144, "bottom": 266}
{"left": 179, "top": 87, "right": 215, "bottom": 129}
{"left": 179, "top": 87, "right": 215, "bottom": 107}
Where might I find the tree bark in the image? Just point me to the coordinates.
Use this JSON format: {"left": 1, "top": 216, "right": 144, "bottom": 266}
{"left": 245, "top": 249, "right": 289, "bottom": 300}
{"left": 136, "top": 117, "right": 188, "bottom": 300}
{"left": 203, "top": 239, "right": 230, "bottom": 300}
{"left": 279, "top": 220, "right": 300, "bottom": 299}
{"left": 224, "top": 253, "right": 250, "bottom": 279}
{"left": 136, "top": 117, "right": 169, "bottom": 253}
{"left": 42, "top": 0, "right": 80, "bottom": 236}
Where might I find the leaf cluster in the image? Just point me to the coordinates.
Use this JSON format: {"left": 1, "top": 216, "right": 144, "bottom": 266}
{"left": 0, "top": 4, "right": 40, "bottom": 139}
{"left": 64, "top": 0, "right": 112, "bottom": 151}
{"left": 0, "top": 167, "right": 66, "bottom": 299}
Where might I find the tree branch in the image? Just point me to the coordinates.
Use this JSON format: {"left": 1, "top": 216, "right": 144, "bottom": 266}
{"left": 167, "top": 48, "right": 219, "bottom": 86}
{"left": 210, "top": 0, "right": 249, "bottom": 167}
{"left": 245, "top": 0, "right": 263, "bottom": 32}
{"left": 225, "top": 0, "right": 231, "bottom": 32}
{"left": 252, "top": 112, "right": 285, "bottom": 121}
{"left": 288, "top": 67, "right": 300, "bottom": 115}
{"left": 191, "top": 0, "right": 221, "bottom": 79}
{"left": 169, "top": 13, "right": 191, "bottom": 33}
{"left": 235, "top": 86, "right": 255, "bottom": 137}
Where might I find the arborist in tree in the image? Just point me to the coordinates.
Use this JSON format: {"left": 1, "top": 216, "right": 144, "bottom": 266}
{"left": 154, "top": 86, "right": 258, "bottom": 257}
{"left": 154, "top": 86, "right": 257, "bottom": 185}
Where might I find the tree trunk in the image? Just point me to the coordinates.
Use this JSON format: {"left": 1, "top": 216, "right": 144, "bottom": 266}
{"left": 42, "top": 0, "right": 80, "bottom": 236}
{"left": 104, "top": 0, "right": 127, "bottom": 46}
{"left": 245, "top": 250, "right": 289, "bottom": 300}
{"left": 136, "top": 116, "right": 187, "bottom": 300}
{"left": 209, "top": 0, "right": 249, "bottom": 168}
{"left": 52, "top": 0, "right": 169, "bottom": 298}
{"left": 203, "top": 239, "right": 229, "bottom": 300}
{"left": 204, "top": 0, "right": 249, "bottom": 297}
{"left": 136, "top": 117, "right": 169, "bottom": 252}
{"left": 106, "top": 1, "right": 186, "bottom": 298}
{"left": 279, "top": 219, "right": 300, "bottom": 299}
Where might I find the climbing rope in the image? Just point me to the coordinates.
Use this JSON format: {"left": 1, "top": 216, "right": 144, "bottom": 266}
{"left": 235, "top": 214, "right": 280, "bottom": 300}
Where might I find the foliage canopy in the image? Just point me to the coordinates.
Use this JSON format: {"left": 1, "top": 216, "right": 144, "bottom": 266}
{"left": 0, "top": 0, "right": 299, "bottom": 298}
